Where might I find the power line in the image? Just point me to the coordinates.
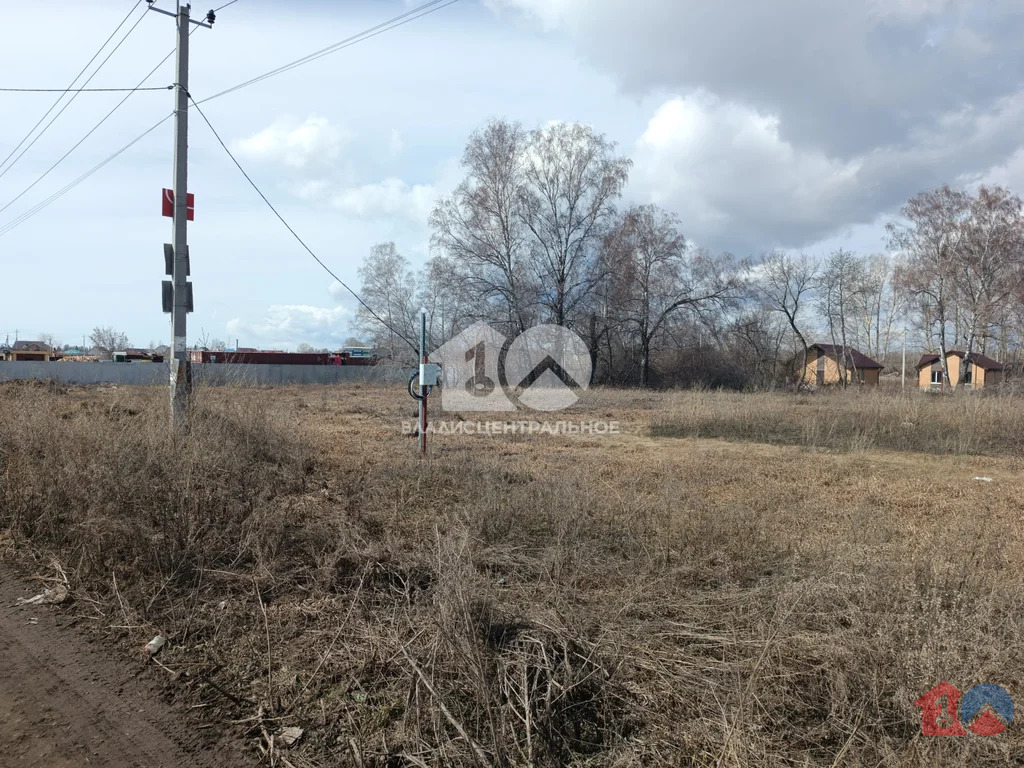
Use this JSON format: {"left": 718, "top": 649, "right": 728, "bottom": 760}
{"left": 0, "top": 86, "right": 171, "bottom": 93}
{"left": 0, "top": 0, "right": 450, "bottom": 251}
{"left": 189, "top": 95, "right": 420, "bottom": 354}
{"left": 0, "top": 44, "right": 176, "bottom": 219}
{"left": 0, "top": 0, "right": 231, "bottom": 237}
{"left": 0, "top": 0, "right": 144, "bottom": 175}
{"left": 214, "top": 0, "right": 241, "bottom": 10}
{"left": 0, "top": 114, "right": 172, "bottom": 239}
{"left": 198, "top": 0, "right": 460, "bottom": 105}
{"left": 0, "top": 2, "right": 149, "bottom": 183}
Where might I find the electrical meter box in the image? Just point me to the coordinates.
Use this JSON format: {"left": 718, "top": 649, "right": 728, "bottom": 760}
{"left": 418, "top": 363, "right": 442, "bottom": 387}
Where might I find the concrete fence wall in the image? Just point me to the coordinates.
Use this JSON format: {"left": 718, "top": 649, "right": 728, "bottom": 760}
{"left": 0, "top": 361, "right": 410, "bottom": 387}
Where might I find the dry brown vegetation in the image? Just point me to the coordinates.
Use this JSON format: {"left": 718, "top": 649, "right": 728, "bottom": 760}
{"left": 652, "top": 386, "right": 1024, "bottom": 456}
{"left": 2, "top": 380, "right": 1024, "bottom": 766}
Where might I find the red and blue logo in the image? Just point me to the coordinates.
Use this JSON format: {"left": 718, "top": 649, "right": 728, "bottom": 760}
{"left": 915, "top": 681, "right": 1014, "bottom": 736}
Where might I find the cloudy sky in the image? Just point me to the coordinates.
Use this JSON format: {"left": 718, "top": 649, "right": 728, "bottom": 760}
{"left": 2, "top": 0, "right": 1023, "bottom": 349}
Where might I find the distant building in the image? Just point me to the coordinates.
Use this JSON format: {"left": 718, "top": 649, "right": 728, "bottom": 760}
{"left": 796, "top": 343, "right": 884, "bottom": 387}
{"left": 916, "top": 351, "right": 1004, "bottom": 390}
{"left": 6, "top": 341, "right": 54, "bottom": 362}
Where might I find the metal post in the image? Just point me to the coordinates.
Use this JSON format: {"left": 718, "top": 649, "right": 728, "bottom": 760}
{"left": 419, "top": 309, "right": 428, "bottom": 454}
{"left": 902, "top": 327, "right": 907, "bottom": 391}
{"left": 170, "top": 4, "right": 191, "bottom": 429}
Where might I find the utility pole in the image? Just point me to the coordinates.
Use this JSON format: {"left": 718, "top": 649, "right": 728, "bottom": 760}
{"left": 149, "top": 3, "right": 214, "bottom": 429}
{"left": 170, "top": 4, "right": 191, "bottom": 428}
{"left": 902, "top": 327, "right": 907, "bottom": 391}
{"left": 419, "top": 309, "right": 427, "bottom": 454}
{"left": 408, "top": 309, "right": 440, "bottom": 455}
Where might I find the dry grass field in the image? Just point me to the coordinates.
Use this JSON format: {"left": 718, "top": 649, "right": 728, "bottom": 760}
{"left": 2, "top": 380, "right": 1023, "bottom": 766}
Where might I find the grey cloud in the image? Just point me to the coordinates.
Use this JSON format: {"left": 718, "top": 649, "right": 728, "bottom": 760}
{"left": 491, "top": 0, "right": 1024, "bottom": 253}
{"left": 494, "top": 0, "right": 1024, "bottom": 156}
{"left": 632, "top": 89, "right": 1024, "bottom": 254}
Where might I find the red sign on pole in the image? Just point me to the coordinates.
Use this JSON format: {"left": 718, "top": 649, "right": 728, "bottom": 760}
{"left": 162, "top": 188, "right": 195, "bottom": 221}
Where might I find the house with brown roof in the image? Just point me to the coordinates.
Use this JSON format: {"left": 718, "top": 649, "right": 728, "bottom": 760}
{"left": 916, "top": 350, "right": 1004, "bottom": 390}
{"left": 796, "top": 343, "right": 884, "bottom": 387}
{"left": 4, "top": 341, "right": 54, "bottom": 361}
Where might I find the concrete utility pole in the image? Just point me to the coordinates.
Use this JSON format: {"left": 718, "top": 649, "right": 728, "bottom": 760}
{"left": 170, "top": 4, "right": 191, "bottom": 427}
{"left": 149, "top": 3, "right": 214, "bottom": 429}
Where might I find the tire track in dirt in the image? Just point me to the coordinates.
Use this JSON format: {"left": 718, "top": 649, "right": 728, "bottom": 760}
{"left": 0, "top": 567, "right": 247, "bottom": 768}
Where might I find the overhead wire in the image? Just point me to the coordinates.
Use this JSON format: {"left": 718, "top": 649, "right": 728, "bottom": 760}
{"left": 0, "top": 0, "right": 143, "bottom": 175}
{"left": 0, "top": 0, "right": 455, "bottom": 260}
{"left": 189, "top": 95, "right": 419, "bottom": 353}
{"left": 197, "top": 0, "right": 460, "bottom": 105}
{"left": 0, "top": 86, "right": 171, "bottom": 93}
{"left": 0, "top": 114, "right": 173, "bottom": 238}
{"left": 0, "top": 44, "right": 177, "bottom": 218}
{"left": 0, "top": 2, "right": 226, "bottom": 236}
{"left": 0, "top": 2, "right": 149, "bottom": 183}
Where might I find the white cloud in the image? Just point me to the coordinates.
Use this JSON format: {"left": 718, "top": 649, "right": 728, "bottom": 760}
{"left": 633, "top": 94, "right": 861, "bottom": 251}
{"left": 226, "top": 303, "right": 353, "bottom": 350}
{"left": 232, "top": 115, "right": 349, "bottom": 169}
{"left": 290, "top": 179, "right": 332, "bottom": 200}
{"left": 330, "top": 178, "right": 438, "bottom": 223}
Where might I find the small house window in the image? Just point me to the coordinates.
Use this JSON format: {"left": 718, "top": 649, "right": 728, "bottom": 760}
{"left": 931, "top": 369, "right": 943, "bottom": 385}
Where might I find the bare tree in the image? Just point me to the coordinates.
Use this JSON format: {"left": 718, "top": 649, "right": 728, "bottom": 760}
{"left": 953, "top": 186, "right": 1024, "bottom": 387}
{"left": 888, "top": 186, "right": 971, "bottom": 390}
{"left": 355, "top": 243, "right": 418, "bottom": 362}
{"left": 38, "top": 332, "right": 60, "bottom": 350}
{"left": 758, "top": 251, "right": 818, "bottom": 387}
{"left": 603, "top": 206, "right": 741, "bottom": 386}
{"left": 519, "top": 122, "right": 631, "bottom": 329}
{"left": 89, "top": 326, "right": 130, "bottom": 356}
{"left": 727, "top": 308, "right": 788, "bottom": 388}
{"left": 817, "top": 249, "right": 864, "bottom": 386}
{"left": 419, "top": 254, "right": 472, "bottom": 351}
{"left": 431, "top": 120, "right": 535, "bottom": 336}
{"left": 853, "top": 252, "right": 907, "bottom": 363}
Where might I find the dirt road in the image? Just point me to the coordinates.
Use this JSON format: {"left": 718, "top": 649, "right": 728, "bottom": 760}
{"left": 0, "top": 567, "right": 246, "bottom": 768}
